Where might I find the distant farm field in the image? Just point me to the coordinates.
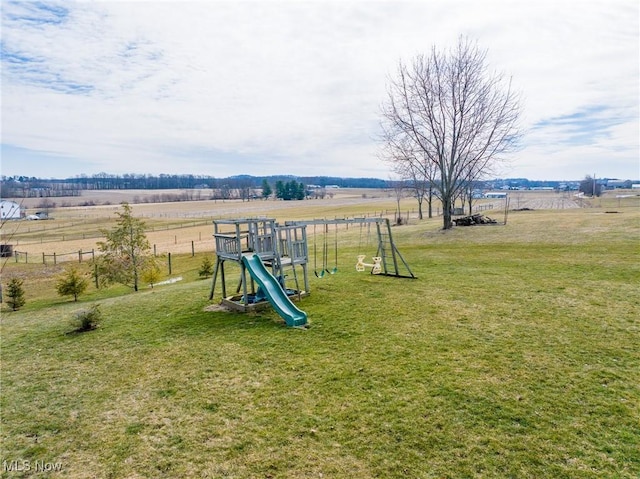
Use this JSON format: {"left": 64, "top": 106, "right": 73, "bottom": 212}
{"left": 2, "top": 188, "right": 402, "bottom": 258}
{"left": 3, "top": 189, "right": 634, "bottom": 259}
{"left": 1, "top": 189, "right": 639, "bottom": 478}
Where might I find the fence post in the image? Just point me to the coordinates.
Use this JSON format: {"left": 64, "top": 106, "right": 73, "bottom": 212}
{"left": 168, "top": 252, "right": 172, "bottom": 275}
{"left": 192, "top": 241, "right": 195, "bottom": 257}
{"left": 43, "top": 252, "right": 45, "bottom": 264}
{"left": 79, "top": 250, "right": 82, "bottom": 263}
{"left": 154, "top": 244, "right": 157, "bottom": 256}
{"left": 54, "top": 252, "right": 57, "bottom": 265}
{"left": 94, "top": 263, "right": 99, "bottom": 288}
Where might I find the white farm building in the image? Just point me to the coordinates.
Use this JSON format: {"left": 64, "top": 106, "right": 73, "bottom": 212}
{"left": 484, "top": 192, "right": 508, "bottom": 199}
{"left": 0, "top": 200, "right": 22, "bottom": 220}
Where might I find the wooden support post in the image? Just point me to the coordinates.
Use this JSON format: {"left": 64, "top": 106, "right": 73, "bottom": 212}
{"left": 209, "top": 257, "right": 222, "bottom": 300}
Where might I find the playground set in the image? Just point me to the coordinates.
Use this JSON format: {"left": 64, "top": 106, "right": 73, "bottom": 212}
{"left": 208, "top": 217, "right": 415, "bottom": 327}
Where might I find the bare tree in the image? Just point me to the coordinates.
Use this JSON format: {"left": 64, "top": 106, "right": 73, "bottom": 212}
{"left": 388, "top": 177, "right": 406, "bottom": 224}
{"left": 381, "top": 37, "right": 521, "bottom": 229}
{"left": 399, "top": 162, "right": 427, "bottom": 220}
{"left": 382, "top": 137, "right": 438, "bottom": 220}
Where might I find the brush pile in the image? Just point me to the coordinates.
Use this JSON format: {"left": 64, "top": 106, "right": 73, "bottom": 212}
{"left": 453, "top": 214, "right": 498, "bottom": 226}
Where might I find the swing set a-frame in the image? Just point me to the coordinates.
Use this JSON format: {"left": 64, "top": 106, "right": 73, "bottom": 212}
{"left": 285, "top": 217, "right": 416, "bottom": 279}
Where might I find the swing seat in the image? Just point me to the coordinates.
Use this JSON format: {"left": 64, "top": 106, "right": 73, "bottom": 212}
{"left": 355, "top": 255, "right": 382, "bottom": 274}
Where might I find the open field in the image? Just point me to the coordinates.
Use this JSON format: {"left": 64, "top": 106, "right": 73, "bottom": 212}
{"left": 6, "top": 188, "right": 391, "bottom": 210}
{"left": 1, "top": 188, "right": 403, "bottom": 258}
{"left": 1, "top": 191, "right": 639, "bottom": 478}
{"left": 2, "top": 189, "right": 637, "bottom": 259}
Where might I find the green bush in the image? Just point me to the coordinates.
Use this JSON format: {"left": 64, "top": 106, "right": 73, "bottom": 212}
{"left": 71, "top": 304, "right": 102, "bottom": 332}
{"left": 5, "top": 277, "right": 25, "bottom": 311}
{"left": 141, "top": 259, "right": 163, "bottom": 288}
{"left": 56, "top": 266, "right": 89, "bottom": 301}
{"left": 198, "top": 256, "right": 214, "bottom": 278}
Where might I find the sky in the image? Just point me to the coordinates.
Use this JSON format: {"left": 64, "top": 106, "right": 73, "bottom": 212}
{"left": 1, "top": 0, "right": 638, "bottom": 181}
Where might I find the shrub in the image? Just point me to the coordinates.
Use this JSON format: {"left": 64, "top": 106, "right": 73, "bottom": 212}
{"left": 198, "top": 256, "right": 215, "bottom": 278}
{"left": 71, "top": 304, "right": 102, "bottom": 333}
{"left": 5, "top": 278, "right": 26, "bottom": 311}
{"left": 56, "top": 266, "right": 89, "bottom": 302}
{"left": 141, "top": 259, "right": 163, "bottom": 288}
{"left": 36, "top": 199, "right": 56, "bottom": 209}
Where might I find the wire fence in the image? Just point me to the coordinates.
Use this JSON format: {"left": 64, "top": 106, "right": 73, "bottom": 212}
{"left": 7, "top": 219, "right": 213, "bottom": 246}
{"left": 12, "top": 240, "right": 211, "bottom": 265}
{"left": 5, "top": 205, "right": 498, "bottom": 266}
{"left": 12, "top": 249, "right": 97, "bottom": 265}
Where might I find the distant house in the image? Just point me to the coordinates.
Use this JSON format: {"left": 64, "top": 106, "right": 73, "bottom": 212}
{"left": 0, "top": 200, "right": 22, "bottom": 220}
{"left": 606, "top": 179, "right": 629, "bottom": 189}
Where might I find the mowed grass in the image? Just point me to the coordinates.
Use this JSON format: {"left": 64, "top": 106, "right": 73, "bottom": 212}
{"left": 1, "top": 207, "right": 639, "bottom": 478}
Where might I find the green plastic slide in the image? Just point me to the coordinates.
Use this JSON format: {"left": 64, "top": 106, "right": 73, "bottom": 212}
{"left": 241, "top": 254, "right": 308, "bottom": 327}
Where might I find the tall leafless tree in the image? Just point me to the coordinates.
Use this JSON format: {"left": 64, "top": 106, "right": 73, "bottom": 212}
{"left": 381, "top": 37, "right": 521, "bottom": 229}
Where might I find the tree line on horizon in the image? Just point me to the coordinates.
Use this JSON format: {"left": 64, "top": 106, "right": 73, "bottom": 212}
{"left": 0, "top": 172, "right": 615, "bottom": 200}
{"left": 0, "top": 174, "right": 388, "bottom": 198}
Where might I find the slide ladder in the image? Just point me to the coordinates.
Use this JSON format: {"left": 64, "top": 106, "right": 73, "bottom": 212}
{"left": 241, "top": 254, "right": 308, "bottom": 327}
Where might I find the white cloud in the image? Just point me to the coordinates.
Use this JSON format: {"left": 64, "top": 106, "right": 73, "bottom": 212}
{"left": 1, "top": 0, "right": 638, "bottom": 180}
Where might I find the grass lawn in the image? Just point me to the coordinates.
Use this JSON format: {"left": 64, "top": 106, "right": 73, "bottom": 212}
{"left": 1, "top": 207, "right": 639, "bottom": 478}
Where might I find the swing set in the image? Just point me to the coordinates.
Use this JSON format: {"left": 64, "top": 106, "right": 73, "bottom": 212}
{"left": 206, "top": 216, "right": 415, "bottom": 326}
{"left": 287, "top": 217, "right": 416, "bottom": 279}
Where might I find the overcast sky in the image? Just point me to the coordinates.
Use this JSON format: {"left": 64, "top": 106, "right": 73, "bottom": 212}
{"left": 1, "top": 0, "right": 638, "bottom": 181}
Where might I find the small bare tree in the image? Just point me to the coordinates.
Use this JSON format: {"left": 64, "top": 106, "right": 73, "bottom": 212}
{"left": 400, "top": 162, "right": 427, "bottom": 220}
{"left": 381, "top": 37, "right": 521, "bottom": 229}
{"left": 388, "top": 177, "right": 406, "bottom": 225}
{"left": 382, "top": 138, "right": 438, "bottom": 220}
